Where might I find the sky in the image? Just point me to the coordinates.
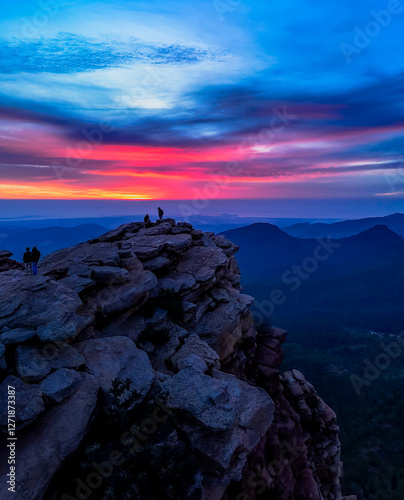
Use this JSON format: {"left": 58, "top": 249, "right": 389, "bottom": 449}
{"left": 1, "top": 0, "right": 404, "bottom": 215}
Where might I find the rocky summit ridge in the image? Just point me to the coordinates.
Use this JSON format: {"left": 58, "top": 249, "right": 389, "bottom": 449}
{"left": 0, "top": 219, "right": 354, "bottom": 500}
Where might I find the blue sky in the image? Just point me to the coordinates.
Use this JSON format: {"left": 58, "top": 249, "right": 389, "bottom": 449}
{"left": 0, "top": 0, "right": 404, "bottom": 213}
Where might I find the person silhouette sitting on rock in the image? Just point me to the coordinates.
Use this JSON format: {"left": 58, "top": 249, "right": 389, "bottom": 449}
{"left": 158, "top": 207, "right": 164, "bottom": 220}
{"left": 144, "top": 214, "right": 152, "bottom": 227}
{"left": 31, "top": 246, "right": 41, "bottom": 276}
{"left": 23, "top": 247, "right": 32, "bottom": 274}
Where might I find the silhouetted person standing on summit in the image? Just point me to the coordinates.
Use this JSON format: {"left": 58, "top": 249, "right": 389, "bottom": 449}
{"left": 23, "top": 247, "right": 32, "bottom": 274}
{"left": 31, "top": 247, "right": 41, "bottom": 276}
{"left": 158, "top": 207, "right": 164, "bottom": 220}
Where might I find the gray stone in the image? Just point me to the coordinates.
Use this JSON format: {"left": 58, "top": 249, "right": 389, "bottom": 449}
{"left": 40, "top": 241, "right": 121, "bottom": 275}
{"left": 59, "top": 275, "right": 94, "bottom": 293}
{"left": 201, "top": 235, "right": 217, "bottom": 249}
{"left": 210, "top": 288, "right": 230, "bottom": 304}
{"left": 0, "top": 250, "right": 12, "bottom": 259}
{"left": 143, "top": 256, "right": 171, "bottom": 271}
{"left": 171, "top": 226, "right": 191, "bottom": 234}
{"left": 66, "top": 263, "right": 93, "bottom": 278}
{"left": 192, "top": 292, "right": 254, "bottom": 360}
{"left": 15, "top": 344, "right": 85, "bottom": 383}
{"left": 92, "top": 266, "right": 130, "bottom": 284}
{"left": 158, "top": 273, "right": 196, "bottom": 294}
{"left": 75, "top": 336, "right": 154, "bottom": 409}
{"left": 171, "top": 334, "right": 220, "bottom": 371}
{"left": 177, "top": 246, "right": 227, "bottom": 283}
{"left": 0, "top": 328, "right": 37, "bottom": 345}
{"left": 88, "top": 270, "right": 157, "bottom": 316}
{"left": 177, "top": 222, "right": 193, "bottom": 229}
{"left": 142, "top": 222, "right": 173, "bottom": 235}
{"left": 132, "top": 246, "right": 161, "bottom": 259}
{"left": 0, "top": 375, "right": 44, "bottom": 431}
{"left": 39, "top": 368, "right": 81, "bottom": 404}
{"left": 0, "top": 272, "right": 92, "bottom": 342}
{"left": 161, "top": 367, "right": 237, "bottom": 431}
{"left": 176, "top": 353, "right": 208, "bottom": 372}
{"left": 0, "top": 373, "right": 98, "bottom": 500}
{"left": 176, "top": 370, "right": 274, "bottom": 474}
{"left": 156, "top": 218, "right": 176, "bottom": 226}
{"left": 95, "top": 222, "right": 141, "bottom": 242}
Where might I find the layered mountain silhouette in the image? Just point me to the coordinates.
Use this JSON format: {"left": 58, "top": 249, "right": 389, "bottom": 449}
{"left": 283, "top": 212, "right": 404, "bottom": 238}
{"left": 222, "top": 222, "right": 404, "bottom": 332}
{"left": 0, "top": 223, "right": 107, "bottom": 259}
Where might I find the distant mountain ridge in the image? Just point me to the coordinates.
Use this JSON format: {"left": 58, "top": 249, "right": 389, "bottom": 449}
{"left": 0, "top": 223, "right": 108, "bottom": 260}
{"left": 222, "top": 221, "right": 404, "bottom": 332}
{"left": 283, "top": 212, "right": 404, "bottom": 238}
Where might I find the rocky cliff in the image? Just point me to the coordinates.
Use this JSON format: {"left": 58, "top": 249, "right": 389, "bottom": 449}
{"left": 0, "top": 219, "right": 353, "bottom": 500}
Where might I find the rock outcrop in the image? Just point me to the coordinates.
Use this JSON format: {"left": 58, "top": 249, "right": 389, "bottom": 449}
{"left": 0, "top": 219, "right": 347, "bottom": 499}
{"left": 0, "top": 251, "right": 24, "bottom": 273}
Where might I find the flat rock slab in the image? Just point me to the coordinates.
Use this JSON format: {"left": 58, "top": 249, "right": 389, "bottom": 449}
{"left": 59, "top": 274, "right": 94, "bottom": 293}
{"left": 40, "top": 241, "right": 121, "bottom": 276}
{"left": 15, "top": 344, "right": 85, "bottom": 383}
{"left": 177, "top": 246, "right": 227, "bottom": 283}
{"left": 75, "top": 336, "right": 154, "bottom": 408}
{"left": 0, "top": 375, "right": 44, "bottom": 432}
{"left": 88, "top": 270, "right": 157, "bottom": 316}
{"left": 0, "top": 373, "right": 99, "bottom": 500}
{"left": 143, "top": 256, "right": 171, "bottom": 271}
{"left": 39, "top": 368, "right": 81, "bottom": 404}
{"left": 0, "top": 272, "right": 91, "bottom": 343}
{"left": 158, "top": 273, "right": 196, "bottom": 294}
{"left": 91, "top": 265, "right": 130, "bottom": 284}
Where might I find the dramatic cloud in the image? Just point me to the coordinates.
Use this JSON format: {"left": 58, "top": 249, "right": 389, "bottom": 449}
{"left": 0, "top": 0, "right": 404, "bottom": 203}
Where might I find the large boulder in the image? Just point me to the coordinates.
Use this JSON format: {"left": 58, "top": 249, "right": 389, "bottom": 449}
{"left": 75, "top": 336, "right": 154, "bottom": 409}
{"left": 0, "top": 373, "right": 99, "bottom": 500}
{"left": 162, "top": 368, "right": 274, "bottom": 477}
{"left": 0, "top": 251, "right": 24, "bottom": 272}
{"left": 0, "top": 273, "right": 92, "bottom": 343}
{"left": 170, "top": 334, "right": 220, "bottom": 371}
